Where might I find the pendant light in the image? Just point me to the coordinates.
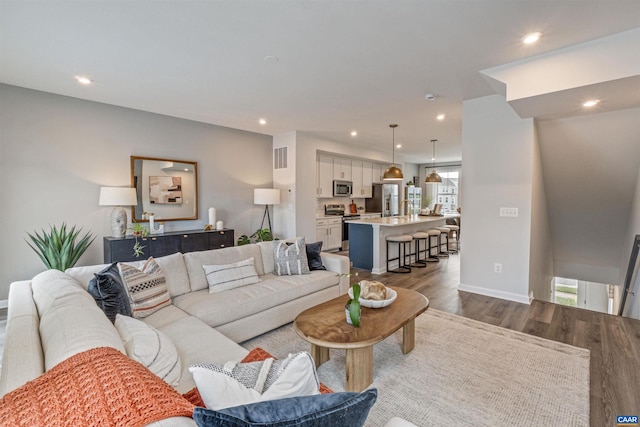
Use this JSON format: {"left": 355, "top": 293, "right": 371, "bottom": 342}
{"left": 383, "top": 124, "right": 404, "bottom": 180}
{"left": 425, "top": 139, "right": 442, "bottom": 183}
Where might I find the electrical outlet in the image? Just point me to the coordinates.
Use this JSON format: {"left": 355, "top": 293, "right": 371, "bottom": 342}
{"left": 494, "top": 263, "right": 503, "bottom": 273}
{"left": 500, "top": 207, "right": 518, "bottom": 217}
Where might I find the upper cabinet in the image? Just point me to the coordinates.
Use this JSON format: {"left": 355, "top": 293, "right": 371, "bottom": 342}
{"left": 372, "top": 163, "right": 383, "bottom": 183}
{"left": 317, "top": 154, "right": 334, "bottom": 198}
{"left": 333, "top": 157, "right": 352, "bottom": 181}
{"left": 317, "top": 153, "right": 383, "bottom": 199}
{"left": 352, "top": 161, "right": 374, "bottom": 198}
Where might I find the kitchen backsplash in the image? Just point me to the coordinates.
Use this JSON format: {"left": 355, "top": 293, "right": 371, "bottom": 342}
{"left": 316, "top": 197, "right": 366, "bottom": 216}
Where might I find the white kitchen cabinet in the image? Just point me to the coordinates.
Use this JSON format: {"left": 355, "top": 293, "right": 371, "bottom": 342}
{"left": 317, "top": 155, "right": 334, "bottom": 198}
{"left": 362, "top": 161, "right": 374, "bottom": 197}
{"left": 315, "top": 218, "right": 342, "bottom": 251}
{"left": 351, "top": 161, "right": 374, "bottom": 198}
{"left": 372, "top": 163, "right": 384, "bottom": 183}
{"left": 333, "top": 157, "right": 352, "bottom": 181}
{"left": 352, "top": 160, "right": 364, "bottom": 197}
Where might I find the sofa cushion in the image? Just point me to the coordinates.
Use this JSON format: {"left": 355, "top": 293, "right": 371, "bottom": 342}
{"left": 189, "top": 351, "right": 319, "bottom": 410}
{"left": 203, "top": 257, "right": 261, "bottom": 293}
{"left": 184, "top": 245, "right": 266, "bottom": 292}
{"left": 274, "top": 237, "right": 310, "bottom": 276}
{"left": 119, "top": 257, "right": 172, "bottom": 318}
{"left": 31, "top": 269, "right": 126, "bottom": 370}
{"left": 153, "top": 316, "right": 249, "bottom": 394}
{"left": 87, "top": 262, "right": 132, "bottom": 323}
{"left": 0, "top": 347, "right": 194, "bottom": 426}
{"left": 173, "top": 271, "right": 339, "bottom": 328}
{"left": 115, "top": 314, "right": 182, "bottom": 387}
{"left": 306, "top": 241, "right": 326, "bottom": 271}
{"left": 192, "top": 389, "right": 377, "bottom": 427}
{"left": 257, "top": 241, "right": 278, "bottom": 275}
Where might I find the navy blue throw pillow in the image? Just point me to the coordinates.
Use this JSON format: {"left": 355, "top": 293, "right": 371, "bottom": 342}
{"left": 87, "top": 262, "right": 132, "bottom": 323}
{"left": 193, "top": 389, "right": 377, "bottom": 427}
{"left": 306, "top": 241, "right": 326, "bottom": 271}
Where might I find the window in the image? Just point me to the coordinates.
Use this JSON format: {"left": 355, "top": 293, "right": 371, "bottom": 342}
{"left": 424, "top": 166, "right": 461, "bottom": 214}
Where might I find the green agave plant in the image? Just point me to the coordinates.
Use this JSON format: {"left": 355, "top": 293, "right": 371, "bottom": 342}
{"left": 26, "top": 223, "right": 96, "bottom": 271}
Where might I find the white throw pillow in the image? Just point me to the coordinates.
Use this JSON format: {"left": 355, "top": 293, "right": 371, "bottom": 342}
{"left": 202, "top": 257, "right": 261, "bottom": 293}
{"left": 114, "top": 314, "right": 181, "bottom": 387}
{"left": 188, "top": 351, "right": 320, "bottom": 410}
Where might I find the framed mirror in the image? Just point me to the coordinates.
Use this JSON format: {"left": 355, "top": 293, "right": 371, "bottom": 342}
{"left": 130, "top": 156, "right": 198, "bottom": 222}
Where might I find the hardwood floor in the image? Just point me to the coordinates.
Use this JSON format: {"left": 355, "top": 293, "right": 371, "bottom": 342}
{"left": 352, "top": 254, "right": 640, "bottom": 427}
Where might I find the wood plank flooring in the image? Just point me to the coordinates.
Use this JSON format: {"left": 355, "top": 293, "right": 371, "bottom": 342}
{"left": 351, "top": 254, "right": 640, "bottom": 427}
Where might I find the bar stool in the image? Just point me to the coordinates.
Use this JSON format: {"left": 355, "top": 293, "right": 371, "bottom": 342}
{"left": 426, "top": 229, "right": 441, "bottom": 262}
{"left": 386, "top": 234, "right": 413, "bottom": 273}
{"left": 447, "top": 225, "right": 460, "bottom": 253}
{"left": 436, "top": 227, "right": 451, "bottom": 258}
{"left": 410, "top": 232, "right": 429, "bottom": 268}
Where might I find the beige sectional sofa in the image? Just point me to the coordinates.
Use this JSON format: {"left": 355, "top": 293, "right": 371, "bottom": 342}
{"left": 0, "top": 241, "right": 350, "bottom": 425}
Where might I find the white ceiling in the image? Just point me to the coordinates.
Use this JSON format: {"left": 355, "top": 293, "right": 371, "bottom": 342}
{"left": 1, "top": 0, "right": 639, "bottom": 163}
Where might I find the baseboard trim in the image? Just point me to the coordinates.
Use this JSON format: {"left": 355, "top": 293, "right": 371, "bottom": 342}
{"left": 459, "top": 283, "right": 531, "bottom": 305}
{"left": 0, "top": 299, "right": 7, "bottom": 309}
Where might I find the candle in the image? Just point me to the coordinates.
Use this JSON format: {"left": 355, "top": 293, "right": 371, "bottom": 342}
{"left": 149, "top": 214, "right": 155, "bottom": 231}
{"left": 216, "top": 221, "right": 224, "bottom": 230}
{"left": 208, "top": 207, "right": 216, "bottom": 226}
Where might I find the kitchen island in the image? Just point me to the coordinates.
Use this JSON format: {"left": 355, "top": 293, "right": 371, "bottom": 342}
{"left": 346, "top": 215, "right": 447, "bottom": 274}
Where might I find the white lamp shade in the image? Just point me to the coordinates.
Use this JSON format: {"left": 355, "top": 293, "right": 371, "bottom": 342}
{"left": 99, "top": 187, "right": 138, "bottom": 206}
{"left": 254, "top": 188, "right": 281, "bottom": 205}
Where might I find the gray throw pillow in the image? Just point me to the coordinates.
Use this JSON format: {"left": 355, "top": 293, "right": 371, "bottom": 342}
{"left": 274, "top": 237, "right": 310, "bottom": 276}
{"left": 87, "top": 262, "right": 132, "bottom": 323}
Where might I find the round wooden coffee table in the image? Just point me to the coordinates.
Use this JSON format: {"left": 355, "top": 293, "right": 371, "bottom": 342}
{"left": 293, "top": 287, "right": 429, "bottom": 392}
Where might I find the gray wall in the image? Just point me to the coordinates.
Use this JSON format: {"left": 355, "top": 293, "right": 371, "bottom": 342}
{"left": 460, "top": 94, "right": 536, "bottom": 304}
{"left": 0, "top": 84, "right": 273, "bottom": 299}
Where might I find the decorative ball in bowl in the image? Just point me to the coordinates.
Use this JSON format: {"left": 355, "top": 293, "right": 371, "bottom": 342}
{"left": 348, "top": 280, "right": 397, "bottom": 308}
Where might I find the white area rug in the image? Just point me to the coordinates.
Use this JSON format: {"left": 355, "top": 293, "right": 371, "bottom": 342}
{"left": 243, "top": 309, "right": 590, "bottom": 427}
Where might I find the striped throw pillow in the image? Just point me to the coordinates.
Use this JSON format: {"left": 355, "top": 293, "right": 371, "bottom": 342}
{"left": 274, "top": 237, "right": 310, "bottom": 276}
{"left": 203, "top": 257, "right": 261, "bottom": 293}
{"left": 119, "top": 257, "right": 172, "bottom": 318}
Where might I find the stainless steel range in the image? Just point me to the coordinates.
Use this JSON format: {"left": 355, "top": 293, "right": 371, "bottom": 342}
{"left": 325, "top": 204, "right": 360, "bottom": 251}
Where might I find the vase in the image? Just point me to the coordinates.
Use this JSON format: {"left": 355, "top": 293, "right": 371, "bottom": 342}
{"left": 345, "top": 303, "right": 361, "bottom": 326}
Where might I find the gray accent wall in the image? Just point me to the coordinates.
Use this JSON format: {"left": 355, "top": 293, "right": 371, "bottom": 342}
{"left": 0, "top": 84, "right": 273, "bottom": 299}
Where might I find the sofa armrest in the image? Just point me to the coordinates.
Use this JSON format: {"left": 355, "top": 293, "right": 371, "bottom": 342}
{"left": 320, "top": 252, "right": 350, "bottom": 295}
{"left": 0, "top": 281, "right": 45, "bottom": 397}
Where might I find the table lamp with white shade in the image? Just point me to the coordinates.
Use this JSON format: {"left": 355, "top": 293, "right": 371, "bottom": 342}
{"left": 99, "top": 187, "right": 138, "bottom": 238}
{"left": 254, "top": 188, "right": 280, "bottom": 232}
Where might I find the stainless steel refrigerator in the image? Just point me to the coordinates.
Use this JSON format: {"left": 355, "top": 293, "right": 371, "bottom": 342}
{"left": 366, "top": 183, "right": 399, "bottom": 217}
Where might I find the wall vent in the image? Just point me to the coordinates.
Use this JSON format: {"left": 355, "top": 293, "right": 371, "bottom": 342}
{"left": 274, "top": 147, "right": 288, "bottom": 169}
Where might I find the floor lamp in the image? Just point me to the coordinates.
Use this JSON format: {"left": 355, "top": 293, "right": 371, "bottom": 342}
{"left": 254, "top": 188, "right": 281, "bottom": 232}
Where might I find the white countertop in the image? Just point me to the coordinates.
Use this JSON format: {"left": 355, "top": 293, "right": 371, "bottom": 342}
{"left": 316, "top": 212, "right": 382, "bottom": 219}
{"left": 345, "top": 215, "right": 446, "bottom": 226}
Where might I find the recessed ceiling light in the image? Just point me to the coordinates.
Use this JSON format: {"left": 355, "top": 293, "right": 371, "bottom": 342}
{"left": 396, "top": 144, "right": 402, "bottom": 149}
{"left": 264, "top": 56, "right": 279, "bottom": 64}
{"left": 436, "top": 114, "right": 445, "bottom": 121}
{"left": 75, "top": 75, "right": 93, "bottom": 85}
{"left": 522, "top": 32, "right": 542, "bottom": 45}
{"left": 259, "top": 118, "right": 267, "bottom": 125}
{"left": 583, "top": 100, "right": 600, "bottom": 107}
{"left": 350, "top": 131, "right": 358, "bottom": 137}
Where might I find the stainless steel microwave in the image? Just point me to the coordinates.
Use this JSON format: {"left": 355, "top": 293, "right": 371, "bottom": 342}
{"left": 333, "top": 180, "right": 353, "bottom": 197}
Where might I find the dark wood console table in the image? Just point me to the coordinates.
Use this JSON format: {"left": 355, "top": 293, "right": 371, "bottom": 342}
{"left": 103, "top": 229, "right": 234, "bottom": 263}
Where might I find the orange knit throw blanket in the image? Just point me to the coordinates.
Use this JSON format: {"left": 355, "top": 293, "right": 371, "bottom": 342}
{"left": 0, "top": 347, "right": 194, "bottom": 427}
